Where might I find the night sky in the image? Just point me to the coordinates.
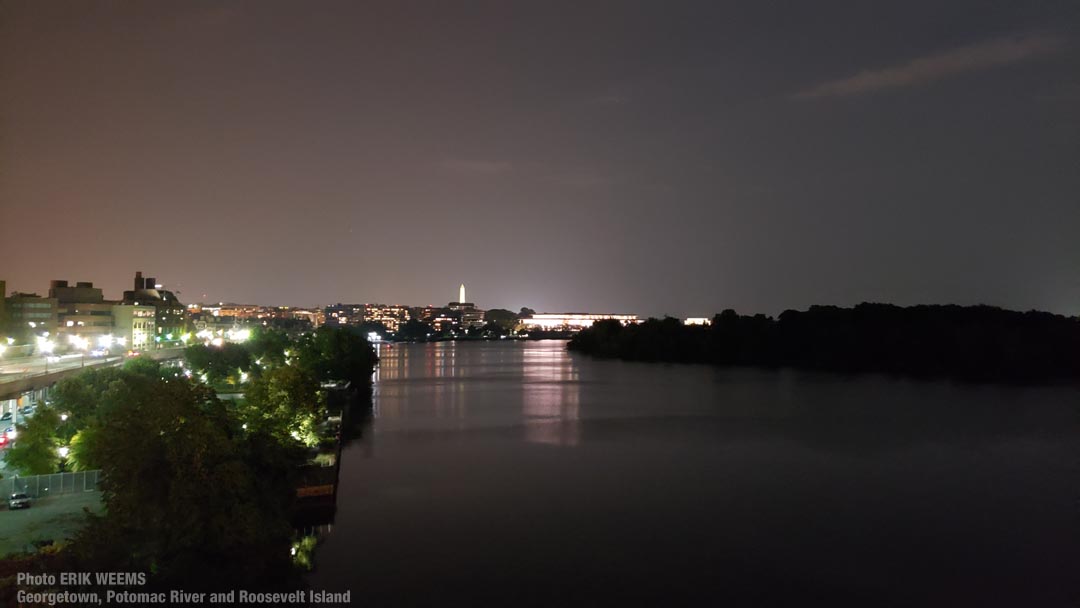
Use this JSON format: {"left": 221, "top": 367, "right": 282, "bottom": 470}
{"left": 2, "top": 1, "right": 1078, "bottom": 317}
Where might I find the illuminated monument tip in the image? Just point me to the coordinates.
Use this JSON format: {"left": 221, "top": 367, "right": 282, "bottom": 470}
{"left": 459, "top": 283, "right": 466, "bottom": 305}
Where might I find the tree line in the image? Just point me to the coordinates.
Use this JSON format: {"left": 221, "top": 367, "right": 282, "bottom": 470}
{"left": 568, "top": 304, "right": 1080, "bottom": 382}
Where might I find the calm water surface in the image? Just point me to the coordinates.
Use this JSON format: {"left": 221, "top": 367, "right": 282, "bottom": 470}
{"left": 310, "top": 341, "right": 1079, "bottom": 606}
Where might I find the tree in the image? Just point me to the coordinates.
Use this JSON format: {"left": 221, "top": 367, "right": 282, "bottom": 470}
{"left": 240, "top": 366, "right": 325, "bottom": 447}
{"left": 396, "top": 318, "right": 432, "bottom": 341}
{"left": 5, "top": 407, "right": 62, "bottom": 475}
{"left": 475, "top": 321, "right": 509, "bottom": 338}
{"left": 357, "top": 321, "right": 390, "bottom": 338}
{"left": 296, "top": 326, "right": 378, "bottom": 387}
{"left": 484, "top": 309, "right": 518, "bottom": 331}
{"left": 184, "top": 343, "right": 254, "bottom": 384}
{"left": 50, "top": 367, "right": 130, "bottom": 441}
{"left": 71, "top": 371, "right": 298, "bottom": 590}
{"left": 124, "top": 355, "right": 161, "bottom": 375}
{"left": 247, "top": 328, "right": 291, "bottom": 369}
{"left": 67, "top": 427, "right": 102, "bottom": 472}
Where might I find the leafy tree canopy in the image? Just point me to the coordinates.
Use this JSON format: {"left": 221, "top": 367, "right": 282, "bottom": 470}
{"left": 5, "top": 407, "right": 62, "bottom": 475}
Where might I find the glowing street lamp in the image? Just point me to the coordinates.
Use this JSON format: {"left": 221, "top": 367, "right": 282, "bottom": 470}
{"left": 37, "top": 336, "right": 56, "bottom": 372}
{"left": 37, "top": 336, "right": 55, "bottom": 354}
{"left": 68, "top": 335, "right": 90, "bottom": 350}
{"left": 58, "top": 446, "right": 70, "bottom": 459}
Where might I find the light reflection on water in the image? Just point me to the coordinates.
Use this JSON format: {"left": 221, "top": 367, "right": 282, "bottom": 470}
{"left": 521, "top": 345, "right": 580, "bottom": 447}
{"left": 369, "top": 341, "right": 583, "bottom": 444}
{"left": 310, "top": 340, "right": 1080, "bottom": 606}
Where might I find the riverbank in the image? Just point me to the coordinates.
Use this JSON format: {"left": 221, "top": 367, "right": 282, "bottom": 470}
{"left": 569, "top": 303, "right": 1080, "bottom": 383}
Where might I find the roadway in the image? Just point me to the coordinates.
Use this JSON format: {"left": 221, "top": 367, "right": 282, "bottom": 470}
{"left": 0, "top": 354, "right": 125, "bottom": 384}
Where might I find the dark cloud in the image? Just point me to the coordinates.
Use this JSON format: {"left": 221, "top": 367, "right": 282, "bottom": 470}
{"left": 795, "top": 34, "right": 1066, "bottom": 99}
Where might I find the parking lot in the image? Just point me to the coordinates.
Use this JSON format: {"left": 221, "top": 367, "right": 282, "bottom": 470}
{"left": 0, "top": 491, "right": 103, "bottom": 556}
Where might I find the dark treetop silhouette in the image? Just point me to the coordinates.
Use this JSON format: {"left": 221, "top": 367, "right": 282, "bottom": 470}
{"left": 568, "top": 303, "right": 1080, "bottom": 383}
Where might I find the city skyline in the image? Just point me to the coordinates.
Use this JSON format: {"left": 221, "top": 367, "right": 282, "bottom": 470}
{"left": 2, "top": 2, "right": 1079, "bottom": 318}
{"left": 1, "top": 274, "right": 646, "bottom": 318}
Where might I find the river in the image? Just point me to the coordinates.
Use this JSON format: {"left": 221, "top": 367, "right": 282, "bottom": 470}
{"left": 308, "top": 340, "right": 1079, "bottom": 606}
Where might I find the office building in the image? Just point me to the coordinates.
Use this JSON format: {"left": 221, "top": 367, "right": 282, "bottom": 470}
{"left": 519, "top": 313, "right": 639, "bottom": 330}
{"left": 325, "top": 304, "right": 365, "bottom": 326}
{"left": 112, "top": 304, "right": 157, "bottom": 351}
{"left": 121, "top": 271, "right": 189, "bottom": 348}
{"left": 448, "top": 283, "right": 486, "bottom": 329}
{"left": 363, "top": 304, "right": 411, "bottom": 332}
{"left": 50, "top": 280, "right": 115, "bottom": 343}
{"left": 5, "top": 292, "right": 59, "bottom": 335}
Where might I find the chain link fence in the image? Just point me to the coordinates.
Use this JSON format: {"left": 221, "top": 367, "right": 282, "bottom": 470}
{"left": 2, "top": 470, "right": 100, "bottom": 500}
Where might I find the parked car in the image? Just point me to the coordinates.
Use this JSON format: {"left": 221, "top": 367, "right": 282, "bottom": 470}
{"left": 0, "top": 411, "right": 11, "bottom": 422}
{"left": 8, "top": 493, "right": 31, "bottom": 509}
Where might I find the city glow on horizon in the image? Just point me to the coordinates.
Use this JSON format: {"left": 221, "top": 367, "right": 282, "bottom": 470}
{"left": 521, "top": 313, "right": 640, "bottom": 330}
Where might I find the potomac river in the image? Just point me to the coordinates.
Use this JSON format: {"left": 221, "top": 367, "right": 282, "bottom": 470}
{"left": 308, "top": 340, "right": 1079, "bottom": 606}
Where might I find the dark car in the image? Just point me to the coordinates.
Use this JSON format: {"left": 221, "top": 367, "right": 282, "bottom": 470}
{"left": 8, "top": 493, "right": 31, "bottom": 509}
{"left": 0, "top": 411, "right": 11, "bottom": 422}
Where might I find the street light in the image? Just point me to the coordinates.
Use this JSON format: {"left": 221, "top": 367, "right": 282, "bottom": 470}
{"left": 37, "top": 336, "right": 55, "bottom": 373}
{"left": 67, "top": 335, "right": 90, "bottom": 366}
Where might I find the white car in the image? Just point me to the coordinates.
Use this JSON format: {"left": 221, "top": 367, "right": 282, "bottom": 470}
{"left": 8, "top": 493, "right": 31, "bottom": 509}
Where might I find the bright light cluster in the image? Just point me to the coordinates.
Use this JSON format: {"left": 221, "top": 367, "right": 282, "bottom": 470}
{"left": 520, "top": 313, "right": 640, "bottom": 329}
{"left": 195, "top": 328, "right": 251, "bottom": 346}
{"left": 67, "top": 335, "right": 90, "bottom": 350}
{"left": 36, "top": 335, "right": 56, "bottom": 354}
{"left": 227, "top": 328, "right": 251, "bottom": 342}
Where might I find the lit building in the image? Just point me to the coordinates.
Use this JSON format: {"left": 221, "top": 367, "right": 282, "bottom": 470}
{"left": 519, "top": 313, "right": 639, "bottom": 330}
{"left": 112, "top": 304, "right": 157, "bottom": 351}
{"left": 286, "top": 308, "right": 324, "bottom": 328}
{"left": 121, "top": 271, "right": 189, "bottom": 348}
{"left": 325, "top": 304, "right": 365, "bottom": 326}
{"left": 50, "top": 280, "right": 115, "bottom": 343}
{"left": 684, "top": 317, "right": 712, "bottom": 326}
{"left": 192, "top": 303, "right": 290, "bottom": 323}
{"left": 363, "top": 304, "right": 411, "bottom": 332}
{"left": 5, "top": 292, "right": 59, "bottom": 335}
{"left": 447, "top": 283, "right": 485, "bottom": 329}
